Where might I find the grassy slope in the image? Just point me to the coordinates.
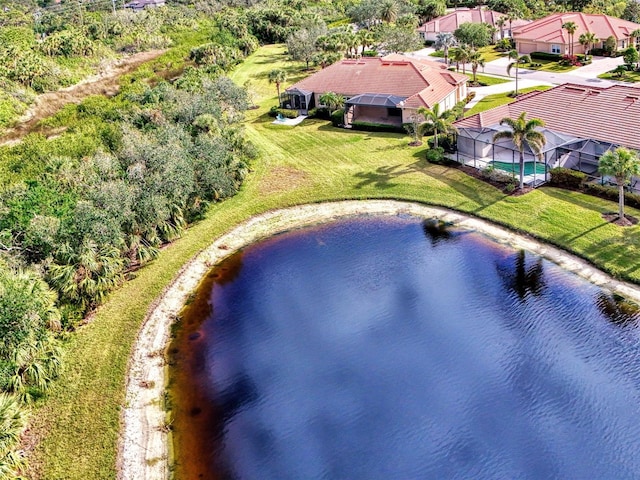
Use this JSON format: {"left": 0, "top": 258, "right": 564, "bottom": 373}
{"left": 30, "top": 44, "right": 640, "bottom": 478}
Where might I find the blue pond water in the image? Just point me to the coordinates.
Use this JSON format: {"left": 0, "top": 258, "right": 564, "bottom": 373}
{"left": 170, "top": 215, "right": 640, "bottom": 480}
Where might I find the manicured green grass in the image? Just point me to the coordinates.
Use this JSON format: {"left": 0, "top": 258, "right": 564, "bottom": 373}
{"left": 465, "top": 86, "right": 552, "bottom": 116}
{"left": 598, "top": 70, "right": 640, "bottom": 83}
{"left": 466, "top": 73, "right": 510, "bottom": 86}
{"left": 29, "top": 44, "right": 640, "bottom": 479}
{"left": 476, "top": 45, "right": 508, "bottom": 63}
{"left": 525, "top": 58, "right": 577, "bottom": 72}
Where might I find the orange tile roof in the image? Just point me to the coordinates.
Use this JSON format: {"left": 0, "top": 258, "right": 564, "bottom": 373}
{"left": 512, "top": 12, "right": 640, "bottom": 43}
{"left": 455, "top": 84, "right": 640, "bottom": 149}
{"left": 417, "top": 8, "right": 530, "bottom": 34}
{"left": 287, "top": 56, "right": 467, "bottom": 109}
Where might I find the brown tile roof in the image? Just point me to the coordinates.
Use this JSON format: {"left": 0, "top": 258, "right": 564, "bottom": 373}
{"left": 417, "top": 8, "right": 530, "bottom": 34}
{"left": 455, "top": 84, "right": 640, "bottom": 149}
{"left": 287, "top": 56, "right": 467, "bottom": 109}
{"left": 512, "top": 12, "right": 640, "bottom": 43}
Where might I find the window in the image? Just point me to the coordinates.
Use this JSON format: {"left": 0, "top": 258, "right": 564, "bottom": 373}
{"left": 551, "top": 44, "right": 561, "bottom": 54}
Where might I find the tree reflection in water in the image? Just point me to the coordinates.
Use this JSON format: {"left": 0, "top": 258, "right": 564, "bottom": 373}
{"left": 596, "top": 292, "right": 640, "bottom": 327}
{"left": 497, "top": 250, "right": 546, "bottom": 300}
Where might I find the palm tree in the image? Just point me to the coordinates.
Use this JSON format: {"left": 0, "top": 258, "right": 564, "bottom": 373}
{"left": 319, "top": 91, "right": 345, "bottom": 113}
{"left": 450, "top": 45, "right": 470, "bottom": 73}
{"left": 579, "top": 32, "right": 597, "bottom": 59}
{"left": 268, "top": 69, "right": 287, "bottom": 104}
{"left": 496, "top": 16, "right": 506, "bottom": 40}
{"left": 469, "top": 49, "right": 485, "bottom": 83}
{"left": 492, "top": 112, "right": 546, "bottom": 191}
{"left": 435, "top": 32, "right": 456, "bottom": 64}
{"left": 598, "top": 147, "right": 640, "bottom": 220}
{"left": 631, "top": 29, "right": 640, "bottom": 48}
{"left": 506, "top": 49, "right": 531, "bottom": 97}
{"left": 380, "top": 0, "right": 399, "bottom": 24}
{"left": 417, "top": 104, "right": 457, "bottom": 149}
{"left": 0, "top": 394, "right": 27, "bottom": 479}
{"left": 562, "top": 21, "right": 578, "bottom": 56}
{"left": 357, "top": 29, "right": 375, "bottom": 54}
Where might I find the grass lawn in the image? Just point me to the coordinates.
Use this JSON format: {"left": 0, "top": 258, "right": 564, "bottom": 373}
{"left": 476, "top": 45, "right": 508, "bottom": 62}
{"left": 598, "top": 70, "right": 640, "bottom": 83}
{"left": 466, "top": 73, "right": 510, "bottom": 86}
{"left": 465, "top": 85, "right": 553, "bottom": 116}
{"left": 28, "top": 44, "right": 640, "bottom": 479}
{"left": 524, "top": 58, "right": 577, "bottom": 72}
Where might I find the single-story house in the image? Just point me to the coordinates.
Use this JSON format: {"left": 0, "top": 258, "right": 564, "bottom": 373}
{"left": 452, "top": 83, "right": 640, "bottom": 187}
{"left": 282, "top": 55, "right": 468, "bottom": 129}
{"left": 512, "top": 12, "right": 640, "bottom": 55}
{"left": 417, "top": 8, "right": 531, "bottom": 42}
{"left": 124, "top": 0, "right": 165, "bottom": 10}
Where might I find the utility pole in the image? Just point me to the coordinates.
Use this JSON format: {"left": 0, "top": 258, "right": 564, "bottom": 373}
{"left": 111, "top": 0, "right": 116, "bottom": 14}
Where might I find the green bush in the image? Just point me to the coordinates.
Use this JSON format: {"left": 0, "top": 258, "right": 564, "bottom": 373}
{"left": 549, "top": 167, "right": 587, "bottom": 189}
{"left": 350, "top": 121, "right": 404, "bottom": 133}
{"left": 583, "top": 183, "right": 640, "bottom": 210}
{"left": 530, "top": 52, "right": 561, "bottom": 61}
{"left": 269, "top": 106, "right": 299, "bottom": 118}
{"left": 362, "top": 50, "right": 378, "bottom": 57}
{"left": 425, "top": 146, "right": 446, "bottom": 164}
{"left": 331, "top": 108, "right": 345, "bottom": 127}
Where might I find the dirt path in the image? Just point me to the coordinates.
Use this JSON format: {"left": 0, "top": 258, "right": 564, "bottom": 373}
{"left": 0, "top": 49, "right": 166, "bottom": 146}
{"left": 118, "top": 199, "right": 640, "bottom": 480}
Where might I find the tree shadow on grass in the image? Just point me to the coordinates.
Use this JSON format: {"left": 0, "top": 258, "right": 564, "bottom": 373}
{"left": 405, "top": 152, "right": 508, "bottom": 212}
{"left": 577, "top": 230, "right": 640, "bottom": 280}
{"left": 353, "top": 164, "right": 411, "bottom": 189}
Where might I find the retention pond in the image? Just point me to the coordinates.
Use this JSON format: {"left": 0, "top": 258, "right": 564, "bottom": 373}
{"left": 169, "top": 214, "right": 640, "bottom": 479}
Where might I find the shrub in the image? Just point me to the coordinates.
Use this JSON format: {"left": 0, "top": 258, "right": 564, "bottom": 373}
{"left": 495, "top": 38, "right": 513, "bottom": 51}
{"left": 362, "top": 50, "right": 378, "bottom": 57}
{"left": 425, "top": 146, "right": 446, "bottom": 164}
{"left": 583, "top": 183, "right": 640, "bottom": 210}
{"left": 268, "top": 106, "right": 299, "bottom": 118}
{"left": 350, "top": 121, "right": 404, "bottom": 133}
{"left": 465, "top": 91, "right": 476, "bottom": 103}
{"left": 331, "top": 108, "right": 344, "bottom": 127}
{"left": 530, "top": 52, "right": 561, "bottom": 61}
{"left": 549, "top": 167, "right": 587, "bottom": 189}
{"left": 559, "top": 54, "right": 581, "bottom": 66}
{"left": 481, "top": 164, "right": 515, "bottom": 183}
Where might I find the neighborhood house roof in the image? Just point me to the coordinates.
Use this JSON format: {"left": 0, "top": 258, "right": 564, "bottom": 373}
{"left": 286, "top": 56, "right": 467, "bottom": 109}
{"left": 346, "top": 93, "right": 406, "bottom": 107}
{"left": 454, "top": 83, "right": 640, "bottom": 150}
{"left": 512, "top": 12, "right": 640, "bottom": 43}
{"left": 417, "top": 8, "right": 530, "bottom": 35}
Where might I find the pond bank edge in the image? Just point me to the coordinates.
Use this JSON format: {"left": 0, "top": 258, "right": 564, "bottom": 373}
{"left": 117, "top": 199, "right": 640, "bottom": 480}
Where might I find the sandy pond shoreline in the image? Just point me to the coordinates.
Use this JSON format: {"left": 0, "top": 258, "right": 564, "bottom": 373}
{"left": 117, "top": 200, "right": 640, "bottom": 480}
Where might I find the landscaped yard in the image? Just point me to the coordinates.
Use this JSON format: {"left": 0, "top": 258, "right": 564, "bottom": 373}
{"left": 598, "top": 69, "right": 640, "bottom": 83}
{"left": 28, "top": 44, "right": 640, "bottom": 480}
{"left": 466, "top": 72, "right": 510, "bottom": 86}
{"left": 465, "top": 85, "right": 553, "bottom": 116}
{"left": 524, "top": 58, "right": 578, "bottom": 72}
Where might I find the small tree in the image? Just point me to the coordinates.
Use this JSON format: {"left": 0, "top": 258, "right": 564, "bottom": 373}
{"left": 450, "top": 44, "right": 471, "bottom": 73}
{"left": 454, "top": 22, "right": 492, "bottom": 48}
{"left": 492, "top": 112, "right": 546, "bottom": 191}
{"left": 506, "top": 49, "right": 530, "bottom": 96}
{"left": 435, "top": 32, "right": 456, "bottom": 64}
{"left": 598, "top": 147, "right": 640, "bottom": 220}
{"left": 268, "top": 69, "right": 287, "bottom": 104}
{"left": 319, "top": 91, "right": 345, "bottom": 113}
{"left": 417, "top": 104, "right": 457, "bottom": 149}
{"left": 623, "top": 45, "right": 639, "bottom": 69}
{"left": 579, "top": 32, "right": 597, "bottom": 59}
{"left": 469, "top": 49, "right": 485, "bottom": 83}
{"left": 562, "top": 21, "right": 577, "bottom": 56}
{"left": 604, "top": 35, "right": 617, "bottom": 56}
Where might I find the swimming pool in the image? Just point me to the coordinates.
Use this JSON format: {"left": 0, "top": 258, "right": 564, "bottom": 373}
{"left": 490, "top": 160, "right": 547, "bottom": 176}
